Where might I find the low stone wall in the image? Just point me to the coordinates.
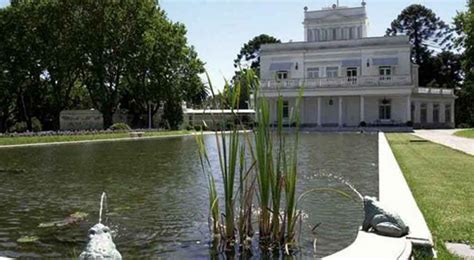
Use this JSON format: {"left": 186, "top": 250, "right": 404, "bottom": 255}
{"left": 60, "top": 110, "right": 103, "bottom": 130}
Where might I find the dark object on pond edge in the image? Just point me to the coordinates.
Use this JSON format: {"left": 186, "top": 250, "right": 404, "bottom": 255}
{"left": 362, "top": 196, "right": 409, "bottom": 238}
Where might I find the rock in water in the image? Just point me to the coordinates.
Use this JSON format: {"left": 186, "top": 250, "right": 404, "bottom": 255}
{"left": 79, "top": 223, "right": 122, "bottom": 260}
{"left": 362, "top": 196, "right": 409, "bottom": 237}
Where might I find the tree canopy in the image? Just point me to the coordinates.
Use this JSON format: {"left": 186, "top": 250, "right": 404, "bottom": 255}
{"left": 454, "top": 1, "right": 474, "bottom": 126}
{"left": 231, "top": 34, "right": 280, "bottom": 109}
{"left": 386, "top": 4, "right": 456, "bottom": 87}
{"left": 0, "top": 0, "right": 205, "bottom": 132}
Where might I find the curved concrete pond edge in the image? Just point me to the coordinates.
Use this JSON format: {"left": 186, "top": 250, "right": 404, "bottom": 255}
{"left": 324, "top": 132, "right": 434, "bottom": 259}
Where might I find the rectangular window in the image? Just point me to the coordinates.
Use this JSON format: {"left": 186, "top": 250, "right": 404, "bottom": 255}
{"left": 349, "top": 27, "right": 355, "bottom": 39}
{"left": 445, "top": 104, "right": 451, "bottom": 123}
{"left": 282, "top": 100, "right": 289, "bottom": 119}
{"left": 420, "top": 103, "right": 427, "bottom": 123}
{"left": 357, "top": 26, "right": 362, "bottom": 38}
{"left": 332, "top": 28, "right": 337, "bottom": 40}
{"left": 346, "top": 67, "right": 357, "bottom": 84}
{"left": 433, "top": 104, "right": 440, "bottom": 123}
{"left": 314, "top": 29, "right": 320, "bottom": 42}
{"left": 379, "top": 66, "right": 392, "bottom": 81}
{"left": 307, "top": 68, "right": 320, "bottom": 79}
{"left": 326, "top": 67, "right": 338, "bottom": 78}
{"left": 379, "top": 99, "right": 391, "bottom": 120}
{"left": 307, "top": 29, "right": 313, "bottom": 41}
{"left": 276, "top": 71, "right": 288, "bottom": 80}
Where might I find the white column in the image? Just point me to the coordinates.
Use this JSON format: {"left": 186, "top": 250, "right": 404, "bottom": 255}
{"left": 427, "top": 103, "right": 433, "bottom": 123}
{"left": 317, "top": 97, "right": 322, "bottom": 126}
{"left": 338, "top": 97, "right": 343, "bottom": 127}
{"left": 451, "top": 100, "right": 455, "bottom": 124}
{"left": 414, "top": 101, "right": 420, "bottom": 123}
{"left": 360, "top": 96, "right": 365, "bottom": 122}
{"left": 406, "top": 95, "right": 411, "bottom": 122}
{"left": 440, "top": 103, "right": 446, "bottom": 123}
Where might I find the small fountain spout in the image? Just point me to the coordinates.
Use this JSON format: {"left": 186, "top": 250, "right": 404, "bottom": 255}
{"left": 99, "top": 192, "right": 107, "bottom": 224}
{"left": 79, "top": 192, "right": 122, "bottom": 260}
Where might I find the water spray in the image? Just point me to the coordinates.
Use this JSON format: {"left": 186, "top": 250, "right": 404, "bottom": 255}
{"left": 99, "top": 192, "right": 107, "bottom": 224}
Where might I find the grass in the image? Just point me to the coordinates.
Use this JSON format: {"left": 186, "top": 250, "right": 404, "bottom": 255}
{"left": 453, "top": 129, "right": 474, "bottom": 139}
{"left": 0, "top": 130, "right": 193, "bottom": 146}
{"left": 386, "top": 133, "right": 474, "bottom": 259}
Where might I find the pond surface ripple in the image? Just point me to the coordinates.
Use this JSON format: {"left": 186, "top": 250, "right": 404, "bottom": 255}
{"left": 0, "top": 132, "right": 377, "bottom": 258}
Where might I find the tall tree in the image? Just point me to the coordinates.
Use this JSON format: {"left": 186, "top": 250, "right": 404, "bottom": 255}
{"left": 0, "top": 1, "right": 205, "bottom": 132}
{"left": 386, "top": 4, "right": 454, "bottom": 86}
{"left": 234, "top": 34, "right": 280, "bottom": 75}
{"left": 454, "top": 1, "right": 474, "bottom": 126}
{"left": 425, "top": 51, "right": 463, "bottom": 89}
{"left": 0, "top": 8, "right": 13, "bottom": 132}
{"left": 232, "top": 34, "right": 280, "bottom": 109}
{"left": 40, "top": 1, "right": 84, "bottom": 129}
{"left": 79, "top": 1, "right": 156, "bottom": 128}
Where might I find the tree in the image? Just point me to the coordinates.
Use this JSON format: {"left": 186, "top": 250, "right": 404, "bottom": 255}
{"left": 425, "top": 51, "right": 463, "bottom": 89}
{"left": 79, "top": 1, "right": 157, "bottom": 128}
{"left": 234, "top": 34, "right": 280, "bottom": 74}
{"left": 40, "top": 1, "right": 84, "bottom": 129}
{"left": 161, "top": 98, "right": 183, "bottom": 130}
{"left": 386, "top": 4, "right": 454, "bottom": 86}
{"left": 454, "top": 1, "right": 474, "bottom": 126}
{"left": 0, "top": 1, "right": 205, "bottom": 132}
{"left": 231, "top": 34, "right": 280, "bottom": 109}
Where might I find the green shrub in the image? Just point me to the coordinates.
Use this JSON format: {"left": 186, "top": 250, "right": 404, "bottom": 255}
{"left": 359, "top": 121, "right": 367, "bottom": 127}
{"left": 108, "top": 122, "right": 131, "bottom": 131}
{"left": 31, "top": 117, "right": 42, "bottom": 132}
{"left": 193, "top": 125, "right": 209, "bottom": 131}
{"left": 406, "top": 121, "right": 413, "bottom": 127}
{"left": 9, "top": 121, "right": 27, "bottom": 133}
{"left": 458, "top": 123, "right": 471, "bottom": 128}
{"left": 162, "top": 100, "right": 183, "bottom": 130}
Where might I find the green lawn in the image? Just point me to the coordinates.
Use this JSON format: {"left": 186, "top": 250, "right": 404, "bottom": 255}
{"left": 386, "top": 133, "right": 474, "bottom": 259}
{"left": 454, "top": 129, "right": 474, "bottom": 139}
{"left": 0, "top": 130, "right": 193, "bottom": 146}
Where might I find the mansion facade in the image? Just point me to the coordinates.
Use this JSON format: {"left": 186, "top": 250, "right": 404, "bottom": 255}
{"left": 258, "top": 3, "right": 455, "bottom": 128}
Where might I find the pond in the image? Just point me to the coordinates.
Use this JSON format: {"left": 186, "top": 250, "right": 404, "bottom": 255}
{"left": 0, "top": 132, "right": 378, "bottom": 258}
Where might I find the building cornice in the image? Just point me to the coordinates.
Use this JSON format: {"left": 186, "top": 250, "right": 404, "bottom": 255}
{"left": 261, "top": 36, "right": 410, "bottom": 54}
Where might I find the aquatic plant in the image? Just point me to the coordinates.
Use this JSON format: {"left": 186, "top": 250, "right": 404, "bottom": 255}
{"left": 196, "top": 68, "right": 305, "bottom": 255}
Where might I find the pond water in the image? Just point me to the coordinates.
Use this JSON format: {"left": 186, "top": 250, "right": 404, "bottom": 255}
{"left": 0, "top": 132, "right": 378, "bottom": 259}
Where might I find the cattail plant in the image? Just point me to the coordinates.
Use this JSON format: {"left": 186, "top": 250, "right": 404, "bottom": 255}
{"left": 196, "top": 68, "right": 306, "bottom": 256}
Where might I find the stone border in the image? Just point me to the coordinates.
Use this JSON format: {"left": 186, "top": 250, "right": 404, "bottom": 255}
{"left": 0, "top": 132, "right": 200, "bottom": 149}
{"left": 325, "top": 132, "right": 435, "bottom": 259}
{"left": 378, "top": 132, "right": 433, "bottom": 248}
{"left": 0, "top": 130, "right": 254, "bottom": 149}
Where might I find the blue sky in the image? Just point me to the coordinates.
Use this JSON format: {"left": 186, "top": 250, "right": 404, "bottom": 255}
{"left": 0, "top": 0, "right": 468, "bottom": 91}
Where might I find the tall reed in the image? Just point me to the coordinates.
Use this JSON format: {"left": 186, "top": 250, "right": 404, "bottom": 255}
{"left": 196, "top": 68, "right": 305, "bottom": 255}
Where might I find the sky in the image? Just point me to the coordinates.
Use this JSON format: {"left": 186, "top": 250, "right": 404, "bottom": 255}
{"left": 0, "top": 0, "right": 468, "bottom": 91}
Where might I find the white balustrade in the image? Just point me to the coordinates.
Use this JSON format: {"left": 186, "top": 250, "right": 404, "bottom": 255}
{"left": 261, "top": 75, "right": 412, "bottom": 89}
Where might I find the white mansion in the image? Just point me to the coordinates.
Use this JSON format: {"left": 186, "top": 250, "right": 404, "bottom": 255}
{"left": 258, "top": 3, "right": 455, "bottom": 128}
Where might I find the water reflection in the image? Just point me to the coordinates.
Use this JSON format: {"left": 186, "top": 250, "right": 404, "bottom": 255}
{"left": 0, "top": 132, "right": 377, "bottom": 258}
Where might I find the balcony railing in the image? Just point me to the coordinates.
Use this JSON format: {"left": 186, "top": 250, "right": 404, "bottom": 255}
{"left": 413, "top": 87, "right": 454, "bottom": 95}
{"left": 261, "top": 75, "right": 412, "bottom": 89}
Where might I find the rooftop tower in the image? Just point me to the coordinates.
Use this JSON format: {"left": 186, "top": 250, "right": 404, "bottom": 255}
{"left": 303, "top": 1, "right": 368, "bottom": 42}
